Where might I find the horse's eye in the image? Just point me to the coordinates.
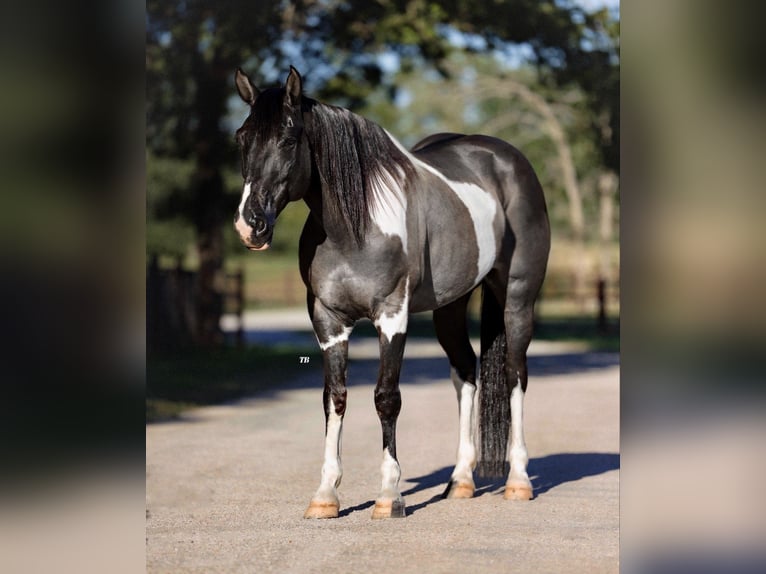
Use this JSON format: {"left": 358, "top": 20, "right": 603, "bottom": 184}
{"left": 281, "top": 136, "right": 297, "bottom": 148}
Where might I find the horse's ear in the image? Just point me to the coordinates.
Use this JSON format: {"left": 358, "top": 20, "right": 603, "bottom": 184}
{"left": 285, "top": 66, "right": 302, "bottom": 108}
{"left": 235, "top": 68, "right": 259, "bottom": 105}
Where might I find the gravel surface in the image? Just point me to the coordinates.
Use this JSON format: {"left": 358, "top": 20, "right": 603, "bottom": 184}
{"left": 147, "top": 343, "right": 619, "bottom": 573}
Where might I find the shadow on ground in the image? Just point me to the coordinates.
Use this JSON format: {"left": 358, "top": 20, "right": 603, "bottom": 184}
{"left": 347, "top": 351, "right": 620, "bottom": 388}
{"left": 152, "top": 348, "right": 619, "bottom": 425}
{"left": 395, "top": 451, "right": 619, "bottom": 516}
{"left": 246, "top": 349, "right": 619, "bottom": 398}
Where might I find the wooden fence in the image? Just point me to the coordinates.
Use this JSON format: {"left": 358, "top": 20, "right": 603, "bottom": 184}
{"left": 148, "top": 259, "right": 618, "bottom": 352}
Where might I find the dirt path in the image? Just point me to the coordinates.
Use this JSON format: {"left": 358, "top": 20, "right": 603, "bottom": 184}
{"left": 146, "top": 342, "right": 619, "bottom": 573}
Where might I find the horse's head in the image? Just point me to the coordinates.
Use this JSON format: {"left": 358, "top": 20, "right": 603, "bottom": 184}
{"left": 233, "top": 67, "right": 311, "bottom": 250}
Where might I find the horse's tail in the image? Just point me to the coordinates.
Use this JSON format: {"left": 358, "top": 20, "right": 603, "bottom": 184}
{"left": 475, "top": 282, "right": 510, "bottom": 478}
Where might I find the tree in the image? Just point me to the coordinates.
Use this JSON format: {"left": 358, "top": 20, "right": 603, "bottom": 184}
{"left": 147, "top": 1, "right": 286, "bottom": 346}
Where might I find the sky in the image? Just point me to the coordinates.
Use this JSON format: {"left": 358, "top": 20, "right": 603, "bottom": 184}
{"left": 574, "top": 0, "right": 619, "bottom": 11}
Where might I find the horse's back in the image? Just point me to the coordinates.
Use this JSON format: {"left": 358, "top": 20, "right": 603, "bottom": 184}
{"left": 410, "top": 132, "right": 464, "bottom": 152}
{"left": 412, "top": 133, "right": 548, "bottom": 218}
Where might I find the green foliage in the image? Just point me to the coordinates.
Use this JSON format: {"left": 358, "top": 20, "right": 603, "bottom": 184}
{"left": 146, "top": 154, "right": 194, "bottom": 213}
{"left": 147, "top": 153, "right": 195, "bottom": 257}
{"left": 147, "top": 218, "right": 195, "bottom": 259}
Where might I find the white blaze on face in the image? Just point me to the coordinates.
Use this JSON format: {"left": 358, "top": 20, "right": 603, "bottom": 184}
{"left": 235, "top": 182, "right": 254, "bottom": 239}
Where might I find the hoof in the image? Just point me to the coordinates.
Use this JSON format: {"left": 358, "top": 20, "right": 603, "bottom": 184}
{"left": 504, "top": 482, "right": 533, "bottom": 501}
{"left": 371, "top": 498, "right": 406, "bottom": 519}
{"left": 304, "top": 500, "right": 339, "bottom": 519}
{"left": 444, "top": 481, "right": 475, "bottom": 499}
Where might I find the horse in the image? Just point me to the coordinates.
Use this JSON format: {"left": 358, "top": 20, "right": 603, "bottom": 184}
{"left": 233, "top": 66, "right": 550, "bottom": 519}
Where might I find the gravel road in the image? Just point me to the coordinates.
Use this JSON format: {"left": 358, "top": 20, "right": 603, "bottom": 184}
{"left": 146, "top": 338, "right": 619, "bottom": 573}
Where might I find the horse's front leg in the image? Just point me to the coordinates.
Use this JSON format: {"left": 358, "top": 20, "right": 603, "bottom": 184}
{"left": 371, "top": 302, "right": 408, "bottom": 519}
{"left": 304, "top": 302, "right": 352, "bottom": 519}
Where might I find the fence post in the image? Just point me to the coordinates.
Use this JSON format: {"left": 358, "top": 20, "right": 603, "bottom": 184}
{"left": 234, "top": 269, "right": 244, "bottom": 347}
{"left": 597, "top": 278, "right": 607, "bottom": 334}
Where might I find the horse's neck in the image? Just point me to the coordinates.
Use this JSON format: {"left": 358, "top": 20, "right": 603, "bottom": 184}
{"left": 300, "top": 141, "right": 344, "bottom": 244}
{"left": 302, "top": 103, "right": 360, "bottom": 245}
{"left": 302, "top": 172, "right": 357, "bottom": 248}
{"left": 301, "top": 101, "right": 416, "bottom": 248}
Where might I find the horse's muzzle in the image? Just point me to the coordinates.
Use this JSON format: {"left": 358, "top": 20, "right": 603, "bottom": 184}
{"left": 234, "top": 213, "right": 273, "bottom": 251}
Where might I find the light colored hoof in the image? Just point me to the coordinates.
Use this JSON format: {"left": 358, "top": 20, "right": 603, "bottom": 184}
{"left": 371, "top": 498, "right": 406, "bottom": 519}
{"left": 504, "top": 482, "right": 534, "bottom": 501}
{"left": 445, "top": 481, "right": 475, "bottom": 499}
{"left": 304, "top": 500, "right": 339, "bottom": 519}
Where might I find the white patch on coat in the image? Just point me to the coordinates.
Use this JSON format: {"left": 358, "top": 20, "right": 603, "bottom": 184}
{"left": 383, "top": 131, "right": 498, "bottom": 285}
{"left": 445, "top": 181, "right": 497, "bottom": 283}
{"left": 374, "top": 277, "right": 409, "bottom": 343}
{"left": 369, "top": 168, "right": 408, "bottom": 253}
{"left": 235, "top": 182, "right": 254, "bottom": 239}
{"left": 317, "top": 326, "right": 353, "bottom": 351}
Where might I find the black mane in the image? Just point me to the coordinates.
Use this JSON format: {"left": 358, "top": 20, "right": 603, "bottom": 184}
{"left": 307, "top": 102, "right": 416, "bottom": 244}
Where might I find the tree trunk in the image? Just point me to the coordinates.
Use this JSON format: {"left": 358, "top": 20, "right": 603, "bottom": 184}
{"left": 189, "top": 52, "right": 230, "bottom": 347}
{"left": 193, "top": 171, "right": 224, "bottom": 347}
{"left": 597, "top": 170, "right": 618, "bottom": 332}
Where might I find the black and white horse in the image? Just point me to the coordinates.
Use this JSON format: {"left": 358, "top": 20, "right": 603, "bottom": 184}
{"left": 234, "top": 67, "right": 550, "bottom": 519}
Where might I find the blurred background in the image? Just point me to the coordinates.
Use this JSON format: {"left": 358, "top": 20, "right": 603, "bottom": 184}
{"left": 146, "top": 0, "right": 620, "bottom": 419}
{"left": 4, "top": 0, "right": 766, "bottom": 571}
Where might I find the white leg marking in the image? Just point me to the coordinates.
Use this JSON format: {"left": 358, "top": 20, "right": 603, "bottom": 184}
{"left": 235, "top": 182, "right": 254, "bottom": 238}
{"left": 317, "top": 326, "right": 353, "bottom": 351}
{"left": 313, "top": 399, "right": 343, "bottom": 502}
{"left": 374, "top": 277, "right": 410, "bottom": 343}
{"left": 379, "top": 448, "right": 402, "bottom": 499}
{"left": 451, "top": 369, "right": 477, "bottom": 486}
{"left": 508, "top": 382, "right": 529, "bottom": 483}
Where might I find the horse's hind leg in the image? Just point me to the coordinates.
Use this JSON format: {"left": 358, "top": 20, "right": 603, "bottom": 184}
{"left": 502, "top": 293, "right": 535, "bottom": 500}
{"left": 503, "top": 241, "right": 549, "bottom": 501}
{"left": 433, "top": 292, "right": 478, "bottom": 499}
